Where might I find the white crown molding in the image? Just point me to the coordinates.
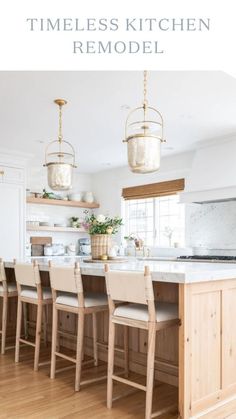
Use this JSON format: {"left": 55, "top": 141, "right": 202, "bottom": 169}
{"left": 0, "top": 147, "right": 33, "bottom": 166}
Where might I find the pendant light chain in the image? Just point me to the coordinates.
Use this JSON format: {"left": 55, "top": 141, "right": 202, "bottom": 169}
{"left": 143, "top": 70, "right": 148, "bottom": 123}
{"left": 58, "top": 104, "right": 63, "bottom": 143}
{"left": 143, "top": 70, "right": 148, "bottom": 108}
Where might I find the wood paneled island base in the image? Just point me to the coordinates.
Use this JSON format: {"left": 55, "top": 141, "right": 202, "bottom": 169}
{"left": 3, "top": 260, "right": 236, "bottom": 418}
{"left": 179, "top": 279, "right": 236, "bottom": 419}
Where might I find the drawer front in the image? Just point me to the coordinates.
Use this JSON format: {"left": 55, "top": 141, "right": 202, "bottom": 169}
{"left": 0, "top": 165, "right": 24, "bottom": 184}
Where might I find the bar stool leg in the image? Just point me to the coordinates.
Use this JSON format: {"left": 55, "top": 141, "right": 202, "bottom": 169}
{"left": 75, "top": 311, "right": 84, "bottom": 391}
{"left": 23, "top": 302, "right": 28, "bottom": 339}
{"left": 56, "top": 310, "right": 60, "bottom": 352}
{"left": 92, "top": 312, "right": 98, "bottom": 366}
{"left": 50, "top": 305, "right": 58, "bottom": 379}
{"left": 34, "top": 303, "right": 42, "bottom": 371}
{"left": 43, "top": 305, "right": 48, "bottom": 347}
{"left": 145, "top": 323, "right": 156, "bottom": 419}
{"left": 1, "top": 294, "right": 8, "bottom": 355}
{"left": 107, "top": 319, "right": 115, "bottom": 409}
{"left": 15, "top": 298, "right": 22, "bottom": 363}
{"left": 124, "top": 325, "right": 129, "bottom": 377}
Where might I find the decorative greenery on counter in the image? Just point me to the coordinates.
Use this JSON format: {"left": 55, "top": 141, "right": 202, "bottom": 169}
{"left": 124, "top": 233, "right": 144, "bottom": 249}
{"left": 82, "top": 211, "right": 122, "bottom": 235}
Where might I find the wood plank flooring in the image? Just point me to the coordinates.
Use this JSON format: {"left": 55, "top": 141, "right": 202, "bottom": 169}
{"left": 0, "top": 346, "right": 178, "bottom": 418}
{"left": 1, "top": 346, "right": 236, "bottom": 418}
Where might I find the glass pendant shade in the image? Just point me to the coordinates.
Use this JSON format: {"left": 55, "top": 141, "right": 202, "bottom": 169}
{"left": 44, "top": 99, "right": 76, "bottom": 191}
{"left": 47, "top": 163, "right": 73, "bottom": 191}
{"left": 127, "top": 135, "right": 161, "bottom": 174}
{"left": 124, "top": 71, "right": 165, "bottom": 174}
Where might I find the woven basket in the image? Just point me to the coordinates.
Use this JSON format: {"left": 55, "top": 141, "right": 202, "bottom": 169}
{"left": 90, "top": 234, "right": 112, "bottom": 260}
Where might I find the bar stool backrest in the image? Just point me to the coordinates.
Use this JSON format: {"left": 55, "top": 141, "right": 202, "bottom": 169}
{"left": 105, "top": 265, "right": 153, "bottom": 304}
{"left": 49, "top": 262, "right": 84, "bottom": 306}
{"left": 14, "top": 261, "right": 41, "bottom": 287}
{"left": 0, "top": 258, "right": 7, "bottom": 292}
{"left": 105, "top": 265, "right": 155, "bottom": 321}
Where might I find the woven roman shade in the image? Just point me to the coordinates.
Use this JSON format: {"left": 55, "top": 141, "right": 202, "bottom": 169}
{"left": 122, "top": 178, "right": 185, "bottom": 200}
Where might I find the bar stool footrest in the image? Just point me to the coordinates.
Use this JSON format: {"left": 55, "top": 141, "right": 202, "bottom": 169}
{"left": 19, "top": 338, "right": 36, "bottom": 348}
{"left": 112, "top": 374, "right": 146, "bottom": 392}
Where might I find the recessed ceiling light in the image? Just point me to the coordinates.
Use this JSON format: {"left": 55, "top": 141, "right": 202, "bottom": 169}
{"left": 102, "top": 162, "right": 111, "bottom": 167}
{"left": 164, "top": 146, "right": 174, "bottom": 151}
{"left": 121, "top": 104, "right": 131, "bottom": 110}
{"left": 179, "top": 114, "right": 193, "bottom": 120}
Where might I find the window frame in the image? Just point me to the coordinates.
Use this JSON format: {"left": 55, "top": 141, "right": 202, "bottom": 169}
{"left": 121, "top": 179, "right": 185, "bottom": 248}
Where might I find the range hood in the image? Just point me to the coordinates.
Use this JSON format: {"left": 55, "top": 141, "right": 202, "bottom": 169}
{"left": 180, "top": 136, "right": 236, "bottom": 204}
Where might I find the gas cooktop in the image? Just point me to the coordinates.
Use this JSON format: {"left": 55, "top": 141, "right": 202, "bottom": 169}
{"left": 178, "top": 255, "right": 236, "bottom": 262}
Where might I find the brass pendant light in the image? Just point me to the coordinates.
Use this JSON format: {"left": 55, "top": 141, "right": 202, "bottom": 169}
{"left": 123, "top": 71, "right": 165, "bottom": 174}
{"left": 44, "top": 99, "right": 77, "bottom": 191}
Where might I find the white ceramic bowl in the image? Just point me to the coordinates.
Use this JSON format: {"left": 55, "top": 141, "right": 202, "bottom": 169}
{"left": 68, "top": 193, "right": 82, "bottom": 201}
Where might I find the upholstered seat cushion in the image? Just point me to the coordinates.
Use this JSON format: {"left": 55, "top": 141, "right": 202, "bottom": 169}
{"left": 56, "top": 292, "right": 108, "bottom": 308}
{"left": 114, "top": 302, "right": 178, "bottom": 323}
{"left": 20, "top": 286, "right": 52, "bottom": 300}
{"left": 0, "top": 282, "right": 17, "bottom": 294}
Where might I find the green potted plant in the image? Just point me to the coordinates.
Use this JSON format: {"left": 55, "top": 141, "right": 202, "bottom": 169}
{"left": 82, "top": 211, "right": 122, "bottom": 259}
{"left": 70, "top": 217, "right": 80, "bottom": 228}
{"left": 124, "top": 234, "right": 143, "bottom": 248}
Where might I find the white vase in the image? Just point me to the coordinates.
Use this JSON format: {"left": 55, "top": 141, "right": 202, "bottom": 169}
{"left": 84, "top": 191, "right": 94, "bottom": 203}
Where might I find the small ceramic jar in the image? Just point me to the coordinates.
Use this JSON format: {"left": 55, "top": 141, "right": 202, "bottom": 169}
{"left": 108, "top": 247, "right": 117, "bottom": 258}
{"left": 84, "top": 191, "right": 94, "bottom": 203}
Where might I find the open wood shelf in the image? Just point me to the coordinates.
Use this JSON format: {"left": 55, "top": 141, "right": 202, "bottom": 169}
{"left": 26, "top": 197, "right": 99, "bottom": 209}
{"left": 26, "top": 225, "right": 86, "bottom": 233}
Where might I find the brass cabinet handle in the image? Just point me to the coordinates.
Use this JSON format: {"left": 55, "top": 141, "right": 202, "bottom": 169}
{"left": 0, "top": 170, "right": 4, "bottom": 176}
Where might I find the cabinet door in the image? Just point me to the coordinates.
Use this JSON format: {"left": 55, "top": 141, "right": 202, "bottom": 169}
{"left": 0, "top": 165, "right": 24, "bottom": 184}
{"left": 0, "top": 182, "right": 25, "bottom": 260}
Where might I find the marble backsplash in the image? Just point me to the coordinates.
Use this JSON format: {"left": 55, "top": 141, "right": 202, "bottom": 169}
{"left": 186, "top": 201, "right": 236, "bottom": 250}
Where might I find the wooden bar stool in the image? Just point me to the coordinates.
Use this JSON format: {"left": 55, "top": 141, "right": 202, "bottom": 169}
{"left": 0, "top": 258, "right": 18, "bottom": 354}
{"left": 14, "top": 261, "right": 52, "bottom": 371}
{"left": 49, "top": 262, "right": 109, "bottom": 391}
{"left": 105, "top": 265, "right": 180, "bottom": 419}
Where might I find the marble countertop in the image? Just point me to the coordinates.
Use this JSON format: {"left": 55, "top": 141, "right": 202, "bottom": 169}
{"left": 5, "top": 256, "right": 236, "bottom": 284}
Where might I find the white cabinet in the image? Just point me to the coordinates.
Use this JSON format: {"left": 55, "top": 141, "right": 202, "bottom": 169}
{"left": 0, "top": 165, "right": 24, "bottom": 184}
{"left": 0, "top": 164, "right": 25, "bottom": 260}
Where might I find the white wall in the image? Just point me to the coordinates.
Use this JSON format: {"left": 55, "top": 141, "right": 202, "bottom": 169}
{"left": 186, "top": 201, "right": 236, "bottom": 251}
{"left": 185, "top": 137, "right": 236, "bottom": 192}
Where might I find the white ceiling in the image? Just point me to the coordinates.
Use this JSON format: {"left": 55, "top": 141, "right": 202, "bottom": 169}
{"left": 0, "top": 71, "right": 236, "bottom": 173}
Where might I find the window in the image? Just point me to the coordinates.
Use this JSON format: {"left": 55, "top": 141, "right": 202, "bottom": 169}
{"left": 123, "top": 194, "right": 185, "bottom": 247}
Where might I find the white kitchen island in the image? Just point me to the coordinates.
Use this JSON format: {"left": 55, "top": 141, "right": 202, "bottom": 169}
{"left": 5, "top": 257, "right": 236, "bottom": 418}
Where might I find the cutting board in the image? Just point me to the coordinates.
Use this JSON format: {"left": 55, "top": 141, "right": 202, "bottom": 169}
{"left": 30, "top": 236, "right": 52, "bottom": 245}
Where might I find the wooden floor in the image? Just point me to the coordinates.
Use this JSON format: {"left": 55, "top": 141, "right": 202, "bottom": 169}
{"left": 0, "top": 345, "right": 178, "bottom": 419}
{"left": 1, "top": 346, "right": 236, "bottom": 419}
